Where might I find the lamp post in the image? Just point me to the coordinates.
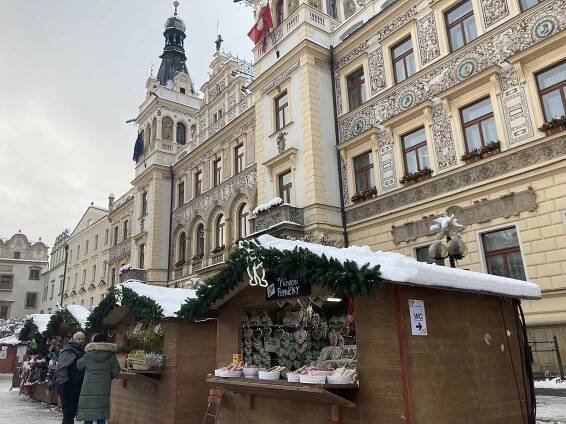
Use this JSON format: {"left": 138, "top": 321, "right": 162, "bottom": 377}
{"left": 428, "top": 215, "right": 468, "bottom": 268}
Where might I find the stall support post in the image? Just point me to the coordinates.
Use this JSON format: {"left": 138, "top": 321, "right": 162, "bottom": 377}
{"left": 394, "top": 287, "right": 413, "bottom": 424}
{"left": 331, "top": 405, "right": 341, "bottom": 423}
{"left": 553, "top": 335, "right": 565, "bottom": 380}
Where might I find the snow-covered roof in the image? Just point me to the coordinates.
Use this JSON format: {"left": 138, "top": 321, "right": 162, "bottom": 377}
{"left": 256, "top": 235, "right": 541, "bottom": 300}
{"left": 253, "top": 197, "right": 283, "bottom": 216}
{"left": 0, "top": 334, "right": 22, "bottom": 346}
{"left": 29, "top": 314, "right": 53, "bottom": 333}
{"left": 118, "top": 280, "right": 197, "bottom": 317}
{"left": 66, "top": 305, "right": 91, "bottom": 328}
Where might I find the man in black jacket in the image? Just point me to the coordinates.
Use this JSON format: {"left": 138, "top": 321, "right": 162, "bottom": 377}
{"left": 55, "top": 332, "right": 86, "bottom": 424}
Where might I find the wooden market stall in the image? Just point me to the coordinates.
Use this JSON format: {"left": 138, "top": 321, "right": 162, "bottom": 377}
{"left": 87, "top": 280, "right": 217, "bottom": 424}
{"left": 179, "top": 235, "right": 541, "bottom": 424}
{"left": 0, "top": 334, "right": 26, "bottom": 374}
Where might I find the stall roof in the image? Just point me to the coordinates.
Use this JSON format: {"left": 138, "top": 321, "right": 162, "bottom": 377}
{"left": 256, "top": 235, "right": 541, "bottom": 300}
{"left": 29, "top": 314, "right": 53, "bottom": 333}
{"left": 119, "top": 280, "right": 198, "bottom": 317}
{"left": 66, "top": 305, "right": 91, "bottom": 328}
{"left": 0, "top": 334, "right": 22, "bottom": 346}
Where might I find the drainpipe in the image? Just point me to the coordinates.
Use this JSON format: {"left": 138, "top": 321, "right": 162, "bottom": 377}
{"left": 60, "top": 244, "right": 69, "bottom": 307}
{"left": 167, "top": 165, "right": 174, "bottom": 285}
{"left": 329, "top": 45, "right": 349, "bottom": 247}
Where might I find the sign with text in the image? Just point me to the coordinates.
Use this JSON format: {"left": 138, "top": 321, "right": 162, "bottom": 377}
{"left": 266, "top": 277, "right": 310, "bottom": 300}
{"left": 408, "top": 299, "right": 428, "bottom": 336}
{"left": 264, "top": 337, "right": 281, "bottom": 353}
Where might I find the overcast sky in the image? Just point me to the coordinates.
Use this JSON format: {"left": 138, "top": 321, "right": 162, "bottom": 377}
{"left": 0, "top": 0, "right": 254, "bottom": 247}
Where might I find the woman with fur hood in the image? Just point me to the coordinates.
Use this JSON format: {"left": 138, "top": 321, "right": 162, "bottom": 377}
{"left": 76, "top": 333, "right": 120, "bottom": 424}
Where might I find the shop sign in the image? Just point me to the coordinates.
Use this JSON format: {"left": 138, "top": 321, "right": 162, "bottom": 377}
{"left": 408, "top": 299, "right": 428, "bottom": 336}
{"left": 0, "top": 348, "right": 7, "bottom": 360}
{"left": 264, "top": 337, "right": 281, "bottom": 353}
{"left": 266, "top": 277, "right": 311, "bottom": 300}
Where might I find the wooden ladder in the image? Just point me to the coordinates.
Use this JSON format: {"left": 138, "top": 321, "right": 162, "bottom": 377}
{"left": 201, "top": 388, "right": 225, "bottom": 424}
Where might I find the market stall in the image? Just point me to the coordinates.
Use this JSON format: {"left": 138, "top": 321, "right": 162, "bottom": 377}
{"left": 178, "top": 235, "right": 541, "bottom": 424}
{"left": 86, "top": 280, "right": 217, "bottom": 424}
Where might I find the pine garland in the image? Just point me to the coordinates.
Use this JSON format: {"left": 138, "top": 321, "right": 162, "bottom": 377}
{"left": 44, "top": 309, "right": 83, "bottom": 340}
{"left": 177, "top": 240, "right": 383, "bottom": 319}
{"left": 85, "top": 286, "right": 164, "bottom": 333}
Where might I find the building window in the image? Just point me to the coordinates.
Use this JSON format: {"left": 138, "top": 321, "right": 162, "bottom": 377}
{"left": 91, "top": 264, "right": 97, "bottom": 281}
{"left": 415, "top": 245, "right": 434, "bottom": 264}
{"left": 238, "top": 204, "right": 249, "bottom": 240}
{"left": 213, "top": 158, "right": 222, "bottom": 187}
{"left": 102, "top": 261, "right": 107, "bottom": 279}
{"left": 82, "top": 269, "right": 86, "bottom": 285}
{"left": 0, "top": 305, "right": 9, "bottom": 319}
{"left": 180, "top": 87, "right": 186, "bottom": 94}
{"left": 178, "top": 233, "right": 187, "bottom": 264}
{"left": 113, "top": 227, "right": 119, "bottom": 245}
{"left": 353, "top": 152, "right": 374, "bottom": 193}
{"left": 275, "top": 91, "right": 289, "bottom": 131}
{"left": 89, "top": 297, "right": 94, "bottom": 307}
{"left": 50, "top": 283, "right": 54, "bottom": 300}
{"left": 94, "top": 235, "right": 98, "bottom": 251}
{"left": 139, "top": 244, "right": 145, "bottom": 269}
{"left": 347, "top": 67, "right": 366, "bottom": 111}
{"left": 74, "top": 273, "right": 78, "bottom": 286}
{"left": 215, "top": 215, "right": 225, "bottom": 249}
{"left": 402, "top": 127, "right": 430, "bottom": 174}
{"left": 392, "top": 36, "right": 416, "bottom": 83}
{"left": 111, "top": 268, "right": 116, "bottom": 285}
{"left": 445, "top": 0, "right": 477, "bottom": 52}
{"left": 13, "top": 251, "right": 20, "bottom": 259}
{"left": 234, "top": 144, "right": 244, "bottom": 174}
{"left": 141, "top": 191, "right": 148, "bottom": 217}
{"left": 29, "top": 269, "right": 40, "bottom": 280}
{"left": 104, "top": 228, "right": 110, "bottom": 245}
{"left": 536, "top": 60, "right": 566, "bottom": 122}
{"left": 123, "top": 220, "right": 129, "bottom": 239}
{"left": 25, "top": 292, "right": 38, "bottom": 309}
{"left": 84, "top": 240, "right": 89, "bottom": 255}
{"left": 278, "top": 170, "right": 292, "bottom": 203}
{"left": 0, "top": 275, "right": 13, "bottom": 291}
{"left": 194, "top": 171, "right": 202, "bottom": 197}
{"left": 482, "top": 227, "right": 526, "bottom": 280}
{"left": 275, "top": 0, "right": 284, "bottom": 26}
{"left": 195, "top": 224, "right": 205, "bottom": 257}
{"left": 326, "top": 0, "right": 337, "bottom": 18}
{"left": 176, "top": 123, "right": 187, "bottom": 145}
{"left": 460, "top": 97, "right": 497, "bottom": 153}
{"left": 178, "top": 181, "right": 185, "bottom": 207}
{"left": 80, "top": 299, "right": 85, "bottom": 306}
{"left": 519, "top": 0, "right": 540, "bottom": 10}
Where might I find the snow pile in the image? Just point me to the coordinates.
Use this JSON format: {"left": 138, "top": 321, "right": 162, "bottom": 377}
{"left": 119, "top": 280, "right": 197, "bottom": 317}
{"left": 430, "top": 214, "right": 464, "bottom": 238}
{"left": 0, "top": 319, "right": 23, "bottom": 339}
{"left": 0, "top": 334, "right": 21, "bottom": 346}
{"left": 535, "top": 378, "right": 566, "bottom": 389}
{"left": 119, "top": 263, "right": 132, "bottom": 273}
{"left": 255, "top": 235, "right": 541, "bottom": 300}
{"left": 28, "top": 314, "right": 53, "bottom": 333}
{"left": 253, "top": 197, "right": 283, "bottom": 216}
{"left": 66, "top": 305, "right": 91, "bottom": 328}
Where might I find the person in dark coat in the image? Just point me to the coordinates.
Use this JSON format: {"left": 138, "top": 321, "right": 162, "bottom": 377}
{"left": 76, "top": 333, "right": 120, "bottom": 424}
{"left": 55, "top": 332, "right": 86, "bottom": 424}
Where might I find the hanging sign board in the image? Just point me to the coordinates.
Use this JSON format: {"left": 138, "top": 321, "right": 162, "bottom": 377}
{"left": 16, "top": 346, "right": 27, "bottom": 363}
{"left": 266, "top": 277, "right": 311, "bottom": 301}
{"left": 408, "top": 299, "right": 428, "bottom": 336}
{"left": 0, "top": 349, "right": 7, "bottom": 360}
{"left": 264, "top": 337, "right": 281, "bottom": 353}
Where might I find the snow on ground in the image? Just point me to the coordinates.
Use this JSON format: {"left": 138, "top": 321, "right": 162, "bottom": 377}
{"left": 537, "top": 396, "right": 566, "bottom": 423}
{"left": 256, "top": 235, "right": 541, "bottom": 299}
{"left": 0, "top": 374, "right": 62, "bottom": 424}
{"left": 66, "top": 304, "right": 90, "bottom": 328}
{"left": 536, "top": 378, "right": 566, "bottom": 389}
{"left": 119, "top": 280, "right": 197, "bottom": 317}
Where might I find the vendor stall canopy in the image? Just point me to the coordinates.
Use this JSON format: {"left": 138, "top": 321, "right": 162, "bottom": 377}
{"left": 119, "top": 280, "right": 197, "bottom": 317}
{"left": 28, "top": 314, "right": 53, "bottom": 334}
{"left": 257, "top": 235, "right": 541, "bottom": 299}
{"left": 66, "top": 305, "right": 90, "bottom": 328}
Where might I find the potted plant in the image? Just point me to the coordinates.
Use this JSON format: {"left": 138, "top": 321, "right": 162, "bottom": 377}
{"left": 211, "top": 245, "right": 225, "bottom": 254}
{"left": 191, "top": 253, "right": 204, "bottom": 263}
{"left": 399, "top": 168, "right": 434, "bottom": 185}
{"left": 351, "top": 186, "right": 378, "bottom": 203}
{"left": 123, "top": 327, "right": 165, "bottom": 372}
{"left": 480, "top": 141, "right": 501, "bottom": 159}
{"left": 539, "top": 115, "right": 566, "bottom": 136}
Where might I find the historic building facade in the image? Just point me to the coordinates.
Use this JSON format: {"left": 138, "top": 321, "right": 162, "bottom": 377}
{"left": 0, "top": 233, "right": 49, "bottom": 318}
{"left": 40, "top": 229, "right": 69, "bottom": 313}
{"left": 63, "top": 205, "right": 111, "bottom": 309}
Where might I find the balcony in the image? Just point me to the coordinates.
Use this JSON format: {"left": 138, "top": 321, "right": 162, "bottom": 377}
{"left": 252, "top": 204, "right": 305, "bottom": 233}
{"left": 120, "top": 268, "right": 147, "bottom": 283}
{"left": 109, "top": 237, "right": 132, "bottom": 262}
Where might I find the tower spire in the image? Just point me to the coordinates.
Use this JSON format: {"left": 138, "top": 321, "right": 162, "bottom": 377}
{"left": 173, "top": 0, "right": 179, "bottom": 15}
{"left": 156, "top": 1, "right": 188, "bottom": 86}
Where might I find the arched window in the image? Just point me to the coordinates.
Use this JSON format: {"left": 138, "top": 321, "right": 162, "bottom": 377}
{"left": 151, "top": 118, "right": 157, "bottom": 142}
{"left": 178, "top": 232, "right": 186, "bottom": 264}
{"left": 195, "top": 224, "right": 205, "bottom": 256}
{"left": 275, "top": 0, "right": 285, "bottom": 26}
{"left": 238, "top": 204, "right": 249, "bottom": 240}
{"left": 215, "top": 215, "right": 225, "bottom": 249}
{"left": 176, "top": 122, "right": 187, "bottom": 145}
{"left": 326, "top": 0, "right": 337, "bottom": 18}
{"left": 162, "top": 116, "right": 174, "bottom": 141}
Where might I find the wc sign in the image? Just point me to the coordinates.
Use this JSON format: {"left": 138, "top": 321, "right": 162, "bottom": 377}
{"left": 408, "top": 299, "right": 428, "bottom": 336}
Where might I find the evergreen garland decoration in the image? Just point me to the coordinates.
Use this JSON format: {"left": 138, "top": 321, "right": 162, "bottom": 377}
{"left": 176, "top": 240, "right": 383, "bottom": 319}
{"left": 85, "top": 286, "right": 164, "bottom": 334}
{"left": 44, "top": 309, "right": 83, "bottom": 340}
{"left": 18, "top": 318, "right": 41, "bottom": 342}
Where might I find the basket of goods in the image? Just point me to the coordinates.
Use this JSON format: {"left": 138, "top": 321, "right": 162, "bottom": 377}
{"left": 127, "top": 351, "right": 164, "bottom": 371}
{"left": 215, "top": 362, "right": 243, "bottom": 378}
{"left": 243, "top": 364, "right": 265, "bottom": 378}
{"left": 259, "top": 366, "right": 285, "bottom": 380}
{"left": 299, "top": 373, "right": 327, "bottom": 384}
{"left": 327, "top": 367, "right": 357, "bottom": 385}
{"left": 286, "top": 372, "right": 301, "bottom": 382}
{"left": 306, "top": 365, "right": 334, "bottom": 376}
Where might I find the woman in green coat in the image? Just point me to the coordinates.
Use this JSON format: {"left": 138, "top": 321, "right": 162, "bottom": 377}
{"left": 76, "top": 334, "right": 120, "bottom": 424}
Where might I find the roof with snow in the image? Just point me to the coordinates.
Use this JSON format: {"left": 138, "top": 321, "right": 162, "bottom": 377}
{"left": 0, "top": 334, "right": 23, "bottom": 346}
{"left": 256, "top": 235, "right": 541, "bottom": 300}
{"left": 118, "top": 280, "right": 197, "bottom": 317}
{"left": 66, "top": 305, "right": 91, "bottom": 328}
{"left": 29, "top": 314, "right": 53, "bottom": 334}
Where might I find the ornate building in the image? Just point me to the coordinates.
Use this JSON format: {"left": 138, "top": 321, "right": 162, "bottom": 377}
{"left": 0, "top": 233, "right": 49, "bottom": 318}
{"left": 40, "top": 229, "right": 69, "bottom": 313}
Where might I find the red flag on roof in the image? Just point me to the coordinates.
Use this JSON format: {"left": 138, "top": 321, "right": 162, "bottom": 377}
{"left": 248, "top": 4, "right": 273, "bottom": 49}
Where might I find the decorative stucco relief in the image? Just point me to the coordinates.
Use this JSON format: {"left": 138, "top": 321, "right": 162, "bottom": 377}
{"left": 335, "top": 76, "right": 343, "bottom": 116}
{"left": 260, "top": 60, "right": 301, "bottom": 95}
{"left": 368, "top": 46, "right": 386, "bottom": 95}
{"left": 481, "top": 0, "right": 510, "bottom": 28}
{"left": 416, "top": 11, "right": 441, "bottom": 65}
{"left": 377, "top": 129, "right": 398, "bottom": 193}
{"left": 346, "top": 135, "right": 566, "bottom": 224}
{"left": 431, "top": 102, "right": 458, "bottom": 170}
{"left": 338, "top": 0, "right": 565, "bottom": 144}
{"left": 391, "top": 187, "right": 537, "bottom": 243}
{"left": 340, "top": 155, "right": 350, "bottom": 207}
{"left": 498, "top": 67, "right": 534, "bottom": 146}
